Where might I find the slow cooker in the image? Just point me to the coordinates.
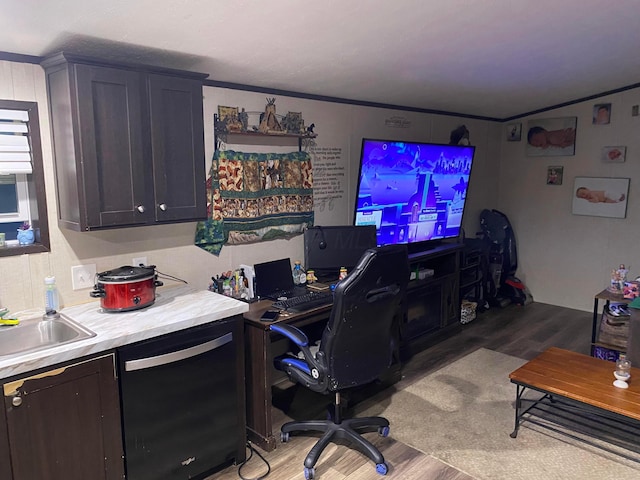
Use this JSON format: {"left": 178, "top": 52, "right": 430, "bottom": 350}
{"left": 90, "top": 265, "right": 163, "bottom": 312}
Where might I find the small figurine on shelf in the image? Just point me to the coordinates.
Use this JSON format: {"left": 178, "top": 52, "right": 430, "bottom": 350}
{"left": 283, "top": 111, "right": 304, "bottom": 134}
{"left": 258, "top": 98, "right": 283, "bottom": 134}
{"left": 17, "top": 221, "right": 35, "bottom": 245}
{"left": 338, "top": 267, "right": 348, "bottom": 281}
{"left": 608, "top": 264, "right": 629, "bottom": 294}
{"left": 306, "top": 270, "right": 317, "bottom": 284}
{"left": 238, "top": 108, "right": 249, "bottom": 132}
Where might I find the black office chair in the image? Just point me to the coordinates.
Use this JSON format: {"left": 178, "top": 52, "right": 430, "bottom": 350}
{"left": 270, "top": 245, "right": 409, "bottom": 479}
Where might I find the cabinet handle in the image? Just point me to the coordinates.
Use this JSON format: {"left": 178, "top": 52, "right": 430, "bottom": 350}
{"left": 124, "top": 332, "right": 233, "bottom": 372}
{"left": 136, "top": 205, "right": 146, "bottom": 213}
{"left": 158, "top": 203, "right": 167, "bottom": 211}
{"left": 11, "top": 395, "right": 22, "bottom": 407}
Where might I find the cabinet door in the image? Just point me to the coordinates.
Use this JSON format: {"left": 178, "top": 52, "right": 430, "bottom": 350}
{"left": 75, "top": 64, "right": 154, "bottom": 228}
{"left": 0, "top": 402, "right": 11, "bottom": 480}
{"left": 3, "top": 355, "right": 124, "bottom": 480}
{"left": 404, "top": 282, "right": 443, "bottom": 340}
{"left": 442, "top": 274, "right": 460, "bottom": 326}
{"left": 147, "top": 74, "right": 206, "bottom": 223}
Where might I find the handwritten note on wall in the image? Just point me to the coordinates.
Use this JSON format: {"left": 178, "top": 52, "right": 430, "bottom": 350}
{"left": 310, "top": 146, "right": 345, "bottom": 214}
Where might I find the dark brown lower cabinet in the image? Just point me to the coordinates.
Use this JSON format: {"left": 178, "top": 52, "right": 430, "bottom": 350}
{"left": 0, "top": 395, "right": 11, "bottom": 480}
{"left": 400, "top": 243, "right": 462, "bottom": 358}
{"left": 2, "top": 354, "right": 124, "bottom": 480}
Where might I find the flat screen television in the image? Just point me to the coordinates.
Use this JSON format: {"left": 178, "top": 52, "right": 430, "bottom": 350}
{"left": 353, "top": 138, "right": 475, "bottom": 253}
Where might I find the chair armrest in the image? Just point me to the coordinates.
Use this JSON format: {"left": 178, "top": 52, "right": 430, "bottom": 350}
{"left": 270, "top": 323, "right": 309, "bottom": 347}
{"left": 271, "top": 323, "right": 328, "bottom": 391}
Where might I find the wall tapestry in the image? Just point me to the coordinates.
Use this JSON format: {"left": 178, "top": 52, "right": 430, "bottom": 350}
{"left": 195, "top": 150, "right": 314, "bottom": 255}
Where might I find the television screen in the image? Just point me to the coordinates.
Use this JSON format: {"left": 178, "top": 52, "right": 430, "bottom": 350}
{"left": 353, "top": 138, "right": 475, "bottom": 250}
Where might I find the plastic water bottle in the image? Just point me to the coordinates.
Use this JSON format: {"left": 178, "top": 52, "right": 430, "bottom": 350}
{"left": 44, "top": 276, "right": 60, "bottom": 313}
{"left": 292, "top": 261, "right": 307, "bottom": 286}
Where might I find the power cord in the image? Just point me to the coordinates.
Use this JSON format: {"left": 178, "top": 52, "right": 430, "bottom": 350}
{"left": 238, "top": 441, "right": 271, "bottom": 480}
{"left": 155, "top": 269, "right": 188, "bottom": 284}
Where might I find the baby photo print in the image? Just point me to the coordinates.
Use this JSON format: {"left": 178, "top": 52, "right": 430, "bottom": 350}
{"left": 601, "top": 146, "right": 626, "bottom": 163}
{"left": 526, "top": 117, "right": 577, "bottom": 157}
{"left": 572, "top": 176, "right": 630, "bottom": 219}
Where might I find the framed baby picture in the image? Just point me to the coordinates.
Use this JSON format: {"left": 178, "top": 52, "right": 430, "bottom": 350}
{"left": 593, "top": 103, "right": 611, "bottom": 125}
{"left": 526, "top": 117, "right": 577, "bottom": 157}
{"left": 506, "top": 123, "right": 522, "bottom": 141}
{"left": 601, "top": 146, "right": 626, "bottom": 163}
{"left": 572, "top": 176, "right": 630, "bottom": 219}
{"left": 546, "top": 166, "right": 563, "bottom": 185}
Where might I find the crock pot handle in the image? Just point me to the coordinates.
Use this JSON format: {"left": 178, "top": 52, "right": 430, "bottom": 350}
{"left": 155, "top": 280, "right": 164, "bottom": 287}
{"left": 90, "top": 287, "right": 106, "bottom": 298}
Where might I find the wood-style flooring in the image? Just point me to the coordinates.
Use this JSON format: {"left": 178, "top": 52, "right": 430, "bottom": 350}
{"left": 206, "top": 301, "right": 592, "bottom": 480}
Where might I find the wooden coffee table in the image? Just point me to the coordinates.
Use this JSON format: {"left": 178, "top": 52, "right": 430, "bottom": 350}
{"left": 509, "top": 347, "right": 640, "bottom": 460}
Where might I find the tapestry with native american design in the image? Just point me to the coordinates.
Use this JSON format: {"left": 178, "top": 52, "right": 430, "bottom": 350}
{"left": 195, "top": 150, "right": 314, "bottom": 255}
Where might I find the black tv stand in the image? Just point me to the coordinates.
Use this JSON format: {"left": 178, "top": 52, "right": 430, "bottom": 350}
{"left": 402, "top": 242, "right": 463, "bottom": 358}
{"left": 407, "top": 240, "right": 443, "bottom": 256}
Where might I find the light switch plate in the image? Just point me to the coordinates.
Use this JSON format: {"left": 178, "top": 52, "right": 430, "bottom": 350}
{"left": 71, "top": 264, "right": 96, "bottom": 290}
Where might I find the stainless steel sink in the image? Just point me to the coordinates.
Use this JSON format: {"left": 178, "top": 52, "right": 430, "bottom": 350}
{"left": 0, "top": 313, "right": 96, "bottom": 358}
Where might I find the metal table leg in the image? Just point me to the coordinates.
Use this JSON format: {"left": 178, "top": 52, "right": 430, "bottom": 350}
{"left": 510, "top": 384, "right": 525, "bottom": 438}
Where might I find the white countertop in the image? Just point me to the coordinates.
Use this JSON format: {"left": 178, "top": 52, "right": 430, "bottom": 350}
{"left": 0, "top": 285, "right": 249, "bottom": 379}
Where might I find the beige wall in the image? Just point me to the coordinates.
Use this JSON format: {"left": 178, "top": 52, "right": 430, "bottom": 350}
{"left": 497, "top": 89, "right": 640, "bottom": 311}
{"left": 0, "top": 59, "right": 500, "bottom": 314}
{"left": 0, "top": 61, "right": 241, "bottom": 313}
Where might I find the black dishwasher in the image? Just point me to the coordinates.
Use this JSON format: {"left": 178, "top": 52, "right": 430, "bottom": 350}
{"left": 117, "top": 317, "right": 245, "bottom": 480}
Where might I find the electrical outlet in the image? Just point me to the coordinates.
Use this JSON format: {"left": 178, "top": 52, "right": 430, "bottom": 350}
{"left": 132, "top": 256, "right": 148, "bottom": 267}
{"left": 71, "top": 264, "right": 96, "bottom": 290}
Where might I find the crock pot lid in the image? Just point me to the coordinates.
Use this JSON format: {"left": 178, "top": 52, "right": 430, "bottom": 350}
{"left": 97, "top": 265, "right": 155, "bottom": 282}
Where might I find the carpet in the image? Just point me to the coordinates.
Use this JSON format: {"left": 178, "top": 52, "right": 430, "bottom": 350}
{"left": 359, "top": 348, "right": 640, "bottom": 480}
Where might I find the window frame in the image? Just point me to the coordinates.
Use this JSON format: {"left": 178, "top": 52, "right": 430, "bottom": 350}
{"left": 0, "top": 99, "right": 50, "bottom": 257}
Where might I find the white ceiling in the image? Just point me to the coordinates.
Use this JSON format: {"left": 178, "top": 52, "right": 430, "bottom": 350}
{"left": 2, "top": 0, "right": 639, "bottom": 119}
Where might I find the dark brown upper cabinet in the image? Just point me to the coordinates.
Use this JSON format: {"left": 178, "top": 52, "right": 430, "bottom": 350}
{"left": 42, "top": 53, "right": 208, "bottom": 231}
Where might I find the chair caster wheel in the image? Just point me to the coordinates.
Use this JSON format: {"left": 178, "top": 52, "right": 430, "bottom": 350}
{"left": 378, "top": 425, "right": 390, "bottom": 437}
{"left": 376, "top": 462, "right": 388, "bottom": 475}
{"left": 281, "top": 431, "right": 290, "bottom": 443}
{"left": 304, "top": 466, "right": 315, "bottom": 479}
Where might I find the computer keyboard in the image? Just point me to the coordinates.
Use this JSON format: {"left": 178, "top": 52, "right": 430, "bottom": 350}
{"left": 271, "top": 291, "right": 333, "bottom": 313}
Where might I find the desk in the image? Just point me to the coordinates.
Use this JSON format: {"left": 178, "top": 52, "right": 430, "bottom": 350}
{"left": 244, "top": 298, "right": 403, "bottom": 451}
{"left": 243, "top": 300, "right": 333, "bottom": 451}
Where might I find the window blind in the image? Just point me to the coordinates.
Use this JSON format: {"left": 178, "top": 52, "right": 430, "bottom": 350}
{"left": 0, "top": 109, "right": 32, "bottom": 174}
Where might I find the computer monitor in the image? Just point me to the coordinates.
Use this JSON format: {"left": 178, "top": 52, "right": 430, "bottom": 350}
{"left": 304, "top": 225, "right": 377, "bottom": 281}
